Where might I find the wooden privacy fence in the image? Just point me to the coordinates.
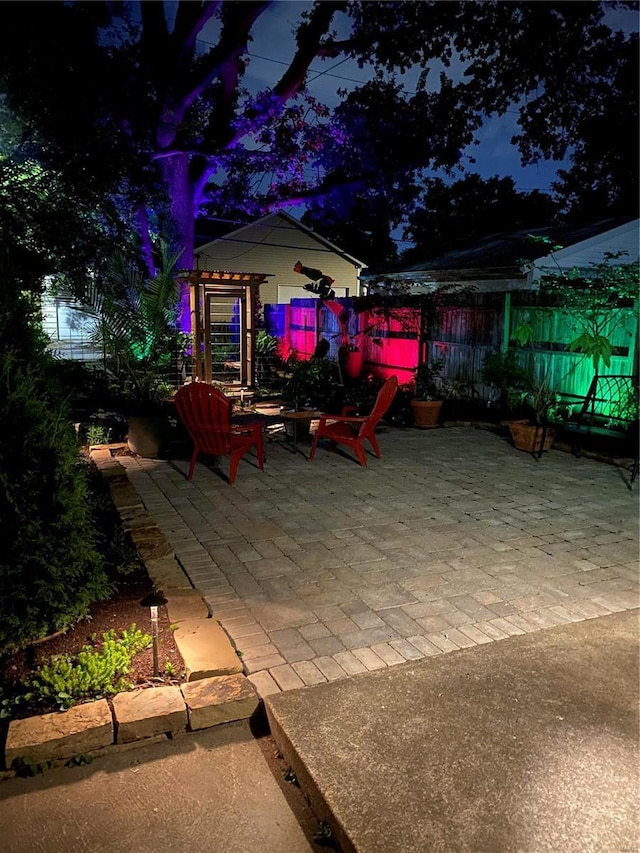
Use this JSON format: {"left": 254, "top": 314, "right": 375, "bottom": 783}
{"left": 264, "top": 295, "right": 638, "bottom": 406}
{"left": 265, "top": 296, "right": 505, "bottom": 393}
{"left": 426, "top": 297, "right": 504, "bottom": 397}
{"left": 265, "top": 298, "right": 422, "bottom": 383}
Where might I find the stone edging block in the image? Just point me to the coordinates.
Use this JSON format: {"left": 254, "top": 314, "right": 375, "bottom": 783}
{"left": 127, "top": 526, "right": 174, "bottom": 562}
{"left": 165, "top": 590, "right": 211, "bottom": 622}
{"left": 112, "top": 685, "right": 188, "bottom": 743}
{"left": 147, "top": 556, "right": 194, "bottom": 591}
{"left": 107, "top": 480, "right": 145, "bottom": 512}
{"left": 182, "top": 675, "right": 259, "bottom": 730}
{"left": 173, "top": 619, "right": 244, "bottom": 681}
{"left": 5, "top": 700, "right": 113, "bottom": 767}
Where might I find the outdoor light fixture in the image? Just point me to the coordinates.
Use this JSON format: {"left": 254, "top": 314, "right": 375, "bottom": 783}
{"left": 140, "top": 591, "right": 168, "bottom": 677}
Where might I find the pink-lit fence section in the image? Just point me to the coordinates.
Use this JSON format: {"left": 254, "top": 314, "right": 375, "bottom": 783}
{"left": 265, "top": 298, "right": 423, "bottom": 379}
{"left": 287, "top": 300, "right": 319, "bottom": 359}
{"left": 361, "top": 308, "right": 421, "bottom": 382}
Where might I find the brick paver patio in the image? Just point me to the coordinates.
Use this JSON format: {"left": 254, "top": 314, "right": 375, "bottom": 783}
{"left": 118, "top": 426, "right": 639, "bottom": 696}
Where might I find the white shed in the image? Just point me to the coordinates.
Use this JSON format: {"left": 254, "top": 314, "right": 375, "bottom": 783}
{"left": 196, "top": 211, "right": 366, "bottom": 306}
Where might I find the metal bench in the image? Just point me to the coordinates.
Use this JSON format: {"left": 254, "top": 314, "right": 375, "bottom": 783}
{"left": 561, "top": 374, "right": 638, "bottom": 484}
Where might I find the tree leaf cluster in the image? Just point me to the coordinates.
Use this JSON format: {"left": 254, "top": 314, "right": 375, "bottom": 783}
{"left": 78, "top": 244, "right": 187, "bottom": 412}
{"left": 0, "top": 1, "right": 635, "bottom": 277}
{"left": 537, "top": 258, "right": 639, "bottom": 373}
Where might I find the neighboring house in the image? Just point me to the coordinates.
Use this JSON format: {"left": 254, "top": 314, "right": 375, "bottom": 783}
{"left": 526, "top": 218, "right": 640, "bottom": 282}
{"left": 361, "top": 217, "right": 638, "bottom": 295}
{"left": 195, "top": 211, "right": 366, "bottom": 305}
{"left": 41, "top": 286, "right": 102, "bottom": 362}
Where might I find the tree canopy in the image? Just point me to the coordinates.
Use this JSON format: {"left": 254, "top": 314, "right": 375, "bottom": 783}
{"left": 0, "top": 0, "right": 636, "bottom": 291}
{"left": 401, "top": 174, "right": 561, "bottom": 264}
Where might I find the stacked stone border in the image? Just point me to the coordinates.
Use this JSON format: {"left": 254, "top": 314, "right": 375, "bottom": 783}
{"left": 2, "top": 447, "right": 259, "bottom": 775}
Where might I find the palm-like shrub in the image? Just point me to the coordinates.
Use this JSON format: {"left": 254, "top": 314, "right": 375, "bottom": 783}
{"left": 81, "top": 244, "right": 187, "bottom": 413}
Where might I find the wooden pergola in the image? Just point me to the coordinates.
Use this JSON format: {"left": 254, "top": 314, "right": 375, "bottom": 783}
{"left": 184, "top": 269, "right": 271, "bottom": 388}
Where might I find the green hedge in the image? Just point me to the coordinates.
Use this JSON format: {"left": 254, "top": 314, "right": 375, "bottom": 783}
{"left": 0, "top": 296, "right": 111, "bottom": 651}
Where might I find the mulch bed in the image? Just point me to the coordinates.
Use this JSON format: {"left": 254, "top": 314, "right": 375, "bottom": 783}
{"left": 1, "top": 575, "right": 187, "bottom": 721}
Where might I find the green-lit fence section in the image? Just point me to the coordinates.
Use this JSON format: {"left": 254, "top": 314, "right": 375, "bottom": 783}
{"left": 509, "top": 300, "right": 638, "bottom": 413}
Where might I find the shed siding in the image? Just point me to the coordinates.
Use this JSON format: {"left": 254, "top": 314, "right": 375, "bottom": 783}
{"left": 197, "top": 213, "right": 363, "bottom": 305}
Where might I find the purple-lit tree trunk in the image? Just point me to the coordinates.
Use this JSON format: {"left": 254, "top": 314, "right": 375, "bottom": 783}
{"left": 134, "top": 0, "right": 338, "bottom": 329}
{"left": 157, "top": 154, "right": 196, "bottom": 329}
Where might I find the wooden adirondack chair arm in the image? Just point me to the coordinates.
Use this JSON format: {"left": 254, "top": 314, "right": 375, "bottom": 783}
{"left": 317, "top": 414, "right": 367, "bottom": 425}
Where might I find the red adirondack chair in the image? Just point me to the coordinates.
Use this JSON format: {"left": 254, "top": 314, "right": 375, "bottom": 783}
{"left": 309, "top": 375, "right": 398, "bottom": 467}
{"left": 174, "top": 383, "right": 264, "bottom": 484}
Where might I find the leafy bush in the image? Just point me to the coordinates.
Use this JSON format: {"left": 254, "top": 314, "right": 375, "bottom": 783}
{"left": 2, "top": 626, "right": 151, "bottom": 716}
{"left": 481, "top": 349, "right": 532, "bottom": 396}
{"left": 281, "top": 356, "right": 342, "bottom": 412}
{"left": 0, "top": 293, "right": 112, "bottom": 651}
{"left": 86, "top": 424, "right": 112, "bottom": 445}
{"left": 413, "top": 359, "right": 446, "bottom": 401}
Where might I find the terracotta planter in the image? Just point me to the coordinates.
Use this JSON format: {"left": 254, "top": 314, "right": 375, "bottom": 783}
{"left": 505, "top": 419, "right": 556, "bottom": 454}
{"left": 127, "top": 415, "right": 170, "bottom": 458}
{"left": 411, "top": 399, "right": 443, "bottom": 428}
{"left": 343, "top": 348, "right": 364, "bottom": 379}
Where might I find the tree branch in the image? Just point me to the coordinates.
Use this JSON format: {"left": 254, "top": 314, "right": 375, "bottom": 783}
{"left": 272, "top": 1, "right": 348, "bottom": 101}
{"left": 173, "top": 0, "right": 222, "bottom": 67}
{"left": 155, "top": 1, "right": 270, "bottom": 148}
{"left": 140, "top": 2, "right": 170, "bottom": 60}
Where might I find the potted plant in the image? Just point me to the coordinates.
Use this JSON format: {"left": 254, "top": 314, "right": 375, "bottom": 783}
{"left": 278, "top": 354, "right": 341, "bottom": 443}
{"left": 281, "top": 355, "right": 342, "bottom": 411}
{"left": 410, "top": 359, "right": 446, "bottom": 428}
{"left": 504, "top": 382, "right": 559, "bottom": 455}
{"left": 82, "top": 244, "right": 187, "bottom": 457}
{"left": 481, "top": 349, "right": 532, "bottom": 420}
{"left": 498, "top": 324, "right": 558, "bottom": 455}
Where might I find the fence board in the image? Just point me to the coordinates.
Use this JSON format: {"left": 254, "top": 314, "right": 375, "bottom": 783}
{"left": 361, "top": 308, "right": 420, "bottom": 382}
{"left": 288, "top": 299, "right": 318, "bottom": 360}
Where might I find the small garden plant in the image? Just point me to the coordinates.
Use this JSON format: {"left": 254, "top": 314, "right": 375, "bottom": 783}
{"left": 1, "top": 626, "right": 151, "bottom": 718}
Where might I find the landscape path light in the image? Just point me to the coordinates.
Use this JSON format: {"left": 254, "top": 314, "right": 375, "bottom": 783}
{"left": 139, "top": 591, "right": 168, "bottom": 677}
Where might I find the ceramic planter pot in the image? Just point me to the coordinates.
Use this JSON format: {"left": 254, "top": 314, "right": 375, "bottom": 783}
{"left": 505, "top": 419, "right": 556, "bottom": 454}
{"left": 127, "top": 415, "right": 171, "bottom": 458}
{"left": 410, "top": 399, "right": 443, "bottom": 428}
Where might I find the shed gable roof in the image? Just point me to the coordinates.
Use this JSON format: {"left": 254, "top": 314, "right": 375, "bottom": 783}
{"left": 195, "top": 211, "right": 366, "bottom": 269}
